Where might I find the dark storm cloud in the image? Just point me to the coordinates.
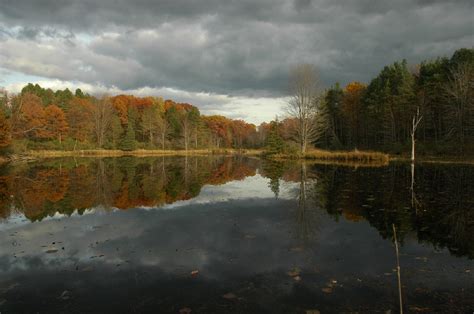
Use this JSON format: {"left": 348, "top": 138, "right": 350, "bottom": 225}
{"left": 0, "top": 0, "right": 472, "bottom": 95}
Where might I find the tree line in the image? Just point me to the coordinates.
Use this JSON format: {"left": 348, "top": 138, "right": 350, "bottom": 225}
{"left": 0, "top": 85, "right": 258, "bottom": 153}
{"left": 0, "top": 47, "right": 472, "bottom": 156}
{"left": 278, "top": 48, "right": 473, "bottom": 156}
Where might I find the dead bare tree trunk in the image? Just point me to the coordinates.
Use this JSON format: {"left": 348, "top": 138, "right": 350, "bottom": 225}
{"left": 411, "top": 107, "right": 423, "bottom": 163}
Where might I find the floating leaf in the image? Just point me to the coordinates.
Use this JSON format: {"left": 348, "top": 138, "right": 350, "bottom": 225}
{"left": 179, "top": 307, "right": 192, "bottom": 314}
{"left": 222, "top": 292, "right": 237, "bottom": 300}
{"left": 287, "top": 267, "right": 301, "bottom": 277}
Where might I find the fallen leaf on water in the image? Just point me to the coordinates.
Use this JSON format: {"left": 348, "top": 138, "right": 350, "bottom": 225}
{"left": 321, "top": 287, "right": 332, "bottom": 293}
{"left": 465, "top": 269, "right": 470, "bottom": 273}
{"left": 179, "top": 307, "right": 192, "bottom": 314}
{"left": 287, "top": 267, "right": 301, "bottom": 277}
{"left": 409, "top": 306, "right": 432, "bottom": 312}
{"left": 290, "top": 247, "right": 304, "bottom": 252}
{"left": 59, "top": 290, "right": 71, "bottom": 300}
{"left": 190, "top": 270, "right": 199, "bottom": 276}
{"left": 222, "top": 292, "right": 237, "bottom": 300}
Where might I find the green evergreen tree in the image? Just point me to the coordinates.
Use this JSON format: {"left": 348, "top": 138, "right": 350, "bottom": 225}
{"left": 265, "top": 121, "right": 285, "bottom": 155}
{"left": 119, "top": 122, "right": 137, "bottom": 151}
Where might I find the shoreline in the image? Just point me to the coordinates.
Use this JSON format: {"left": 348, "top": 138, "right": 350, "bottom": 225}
{"left": 1, "top": 149, "right": 473, "bottom": 165}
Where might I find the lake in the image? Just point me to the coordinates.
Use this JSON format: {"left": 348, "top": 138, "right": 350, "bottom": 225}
{"left": 0, "top": 156, "right": 473, "bottom": 313}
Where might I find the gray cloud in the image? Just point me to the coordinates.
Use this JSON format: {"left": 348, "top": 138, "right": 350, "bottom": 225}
{"left": 0, "top": 0, "right": 472, "bottom": 97}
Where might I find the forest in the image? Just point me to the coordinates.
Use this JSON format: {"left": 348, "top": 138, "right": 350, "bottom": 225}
{"left": 0, "top": 48, "right": 472, "bottom": 157}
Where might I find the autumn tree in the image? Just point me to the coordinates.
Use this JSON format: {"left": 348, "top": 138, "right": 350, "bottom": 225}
{"left": 67, "top": 98, "right": 94, "bottom": 144}
{"left": 44, "top": 105, "right": 68, "bottom": 143}
{"left": 0, "top": 108, "right": 11, "bottom": 151}
{"left": 11, "top": 93, "right": 48, "bottom": 139}
{"left": 287, "top": 64, "right": 322, "bottom": 154}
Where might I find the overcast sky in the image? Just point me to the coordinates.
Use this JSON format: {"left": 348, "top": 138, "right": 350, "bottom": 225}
{"left": 0, "top": 0, "right": 472, "bottom": 123}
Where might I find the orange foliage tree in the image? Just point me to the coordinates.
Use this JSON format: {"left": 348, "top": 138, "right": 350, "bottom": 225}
{"left": 67, "top": 98, "right": 94, "bottom": 143}
{"left": 203, "top": 115, "right": 233, "bottom": 147}
{"left": 0, "top": 109, "right": 11, "bottom": 149}
{"left": 12, "top": 93, "right": 48, "bottom": 140}
{"left": 45, "top": 104, "right": 69, "bottom": 143}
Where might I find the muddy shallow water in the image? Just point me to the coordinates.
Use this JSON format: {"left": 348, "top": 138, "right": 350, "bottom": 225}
{"left": 0, "top": 157, "right": 473, "bottom": 313}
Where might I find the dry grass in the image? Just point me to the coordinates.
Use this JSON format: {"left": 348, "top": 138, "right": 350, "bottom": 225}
{"left": 270, "top": 148, "right": 390, "bottom": 165}
{"left": 305, "top": 149, "right": 389, "bottom": 163}
{"left": 25, "top": 148, "right": 262, "bottom": 158}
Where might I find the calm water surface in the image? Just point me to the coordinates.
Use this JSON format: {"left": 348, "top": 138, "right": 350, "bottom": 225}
{"left": 0, "top": 156, "right": 473, "bottom": 313}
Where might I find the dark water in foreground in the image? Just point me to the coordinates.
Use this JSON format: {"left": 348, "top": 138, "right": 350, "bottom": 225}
{"left": 0, "top": 157, "right": 473, "bottom": 313}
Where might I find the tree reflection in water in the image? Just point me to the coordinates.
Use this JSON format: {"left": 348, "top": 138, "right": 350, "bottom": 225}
{"left": 0, "top": 157, "right": 472, "bottom": 259}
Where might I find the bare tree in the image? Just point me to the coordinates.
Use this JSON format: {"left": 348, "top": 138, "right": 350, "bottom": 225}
{"left": 142, "top": 105, "right": 159, "bottom": 146}
{"left": 287, "top": 64, "right": 322, "bottom": 154}
{"left": 93, "top": 96, "right": 114, "bottom": 148}
{"left": 411, "top": 107, "right": 423, "bottom": 162}
{"left": 181, "top": 113, "right": 190, "bottom": 152}
{"left": 156, "top": 115, "right": 168, "bottom": 150}
{"left": 443, "top": 63, "right": 474, "bottom": 151}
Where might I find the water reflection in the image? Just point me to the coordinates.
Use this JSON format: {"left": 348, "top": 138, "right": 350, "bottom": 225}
{"left": 0, "top": 157, "right": 473, "bottom": 312}
{"left": 0, "top": 156, "right": 257, "bottom": 221}
{"left": 1, "top": 157, "right": 473, "bottom": 259}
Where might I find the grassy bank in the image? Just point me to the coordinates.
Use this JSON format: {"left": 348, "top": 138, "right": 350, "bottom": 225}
{"left": 391, "top": 156, "right": 474, "bottom": 165}
{"left": 13, "top": 148, "right": 473, "bottom": 167}
{"left": 268, "top": 149, "right": 390, "bottom": 165}
{"left": 23, "top": 148, "right": 262, "bottom": 158}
